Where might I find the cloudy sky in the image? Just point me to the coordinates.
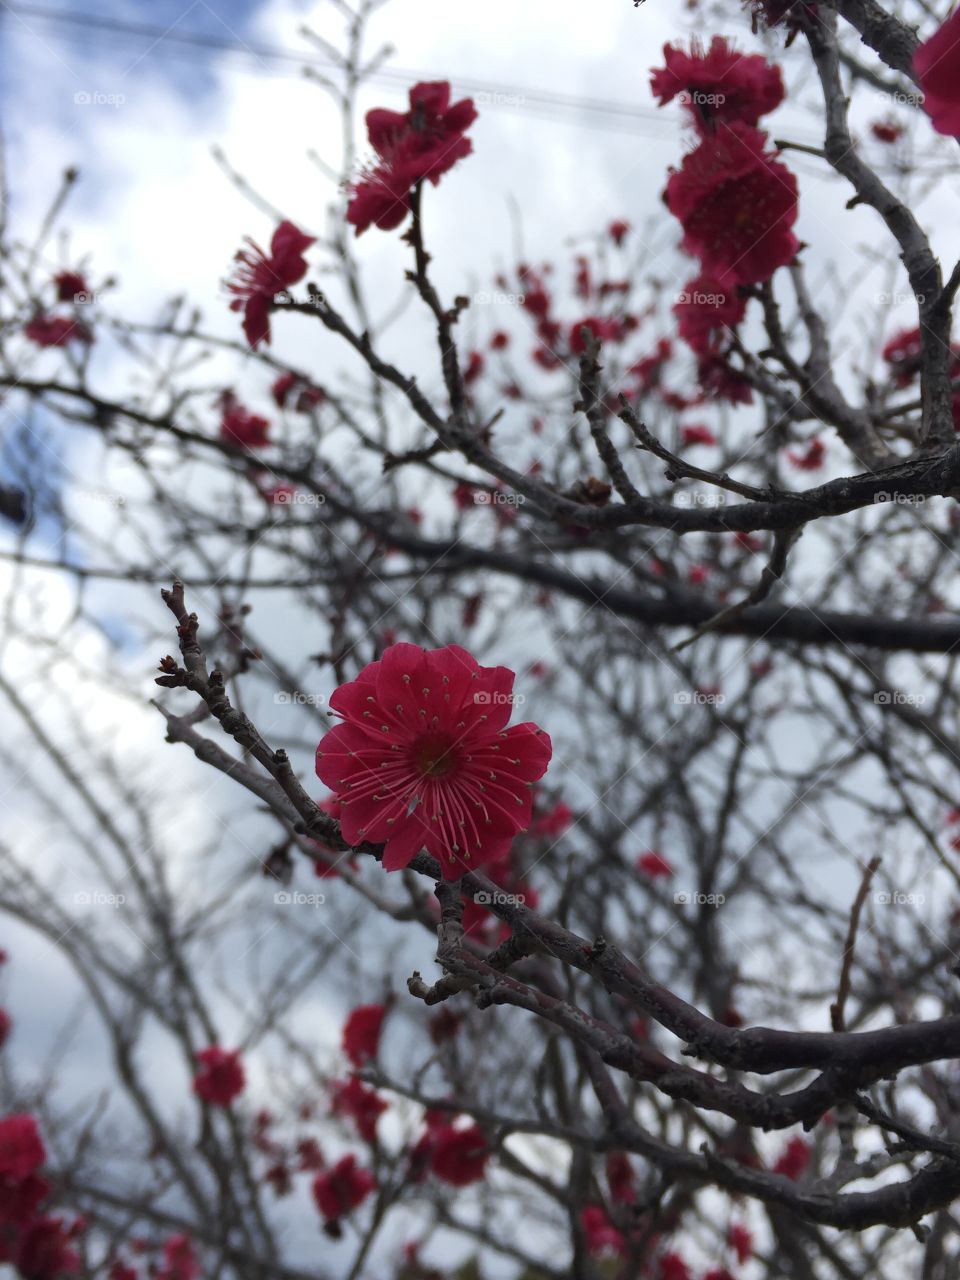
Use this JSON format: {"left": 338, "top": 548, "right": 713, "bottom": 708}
{"left": 2, "top": 1, "right": 960, "bottom": 1272}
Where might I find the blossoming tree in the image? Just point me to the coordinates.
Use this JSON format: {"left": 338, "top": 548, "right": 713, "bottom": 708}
{"left": 3, "top": 1, "right": 960, "bottom": 1277}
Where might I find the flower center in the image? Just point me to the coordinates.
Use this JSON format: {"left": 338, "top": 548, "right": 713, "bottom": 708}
{"left": 412, "top": 735, "right": 458, "bottom": 779}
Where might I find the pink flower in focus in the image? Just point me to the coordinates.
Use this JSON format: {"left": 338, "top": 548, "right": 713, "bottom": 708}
{"left": 347, "top": 82, "right": 477, "bottom": 236}
{"left": 665, "top": 125, "right": 799, "bottom": 286}
{"left": 315, "top": 644, "right": 552, "bottom": 880}
{"left": 651, "top": 37, "right": 784, "bottom": 134}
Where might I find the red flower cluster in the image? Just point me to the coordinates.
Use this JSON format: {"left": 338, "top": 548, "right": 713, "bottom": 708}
{"left": 915, "top": 7, "right": 960, "bottom": 138}
{"left": 660, "top": 1254, "right": 691, "bottom": 1280}
{"left": 347, "top": 82, "right": 477, "bottom": 236}
{"left": 218, "top": 392, "right": 271, "bottom": 451}
{"left": 315, "top": 643, "right": 551, "bottom": 880}
{"left": 271, "top": 372, "right": 324, "bottom": 412}
{"left": 681, "top": 422, "right": 718, "bottom": 447}
{"left": 530, "top": 799, "right": 573, "bottom": 838}
{"left": 226, "top": 220, "right": 315, "bottom": 348}
{"left": 329, "top": 1076, "right": 388, "bottom": 1143}
{"left": 341, "top": 1003, "right": 387, "bottom": 1068}
{"left": 637, "top": 850, "right": 674, "bottom": 879}
{"left": 193, "top": 1046, "right": 245, "bottom": 1107}
{"left": 787, "top": 437, "right": 825, "bottom": 470}
{"left": 870, "top": 118, "right": 903, "bottom": 145}
{"left": 409, "top": 1114, "right": 489, "bottom": 1187}
{"left": 311, "top": 1154, "right": 375, "bottom": 1226}
{"left": 606, "top": 1151, "right": 636, "bottom": 1203}
{"left": 651, "top": 37, "right": 784, "bottom": 134}
{"left": 23, "top": 315, "right": 93, "bottom": 348}
{"left": 675, "top": 274, "right": 746, "bottom": 356}
{"left": 773, "top": 1134, "right": 811, "bottom": 1179}
{"left": 52, "top": 271, "right": 89, "bottom": 302}
{"left": 157, "top": 1234, "right": 200, "bottom": 1280}
{"left": 665, "top": 124, "right": 799, "bottom": 287}
{"left": 0, "top": 1115, "right": 81, "bottom": 1279}
{"left": 581, "top": 1205, "right": 625, "bottom": 1257}
{"left": 728, "top": 1221, "right": 753, "bottom": 1264}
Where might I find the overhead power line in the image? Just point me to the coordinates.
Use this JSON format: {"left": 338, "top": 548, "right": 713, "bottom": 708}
{"left": 0, "top": 2, "right": 671, "bottom": 134}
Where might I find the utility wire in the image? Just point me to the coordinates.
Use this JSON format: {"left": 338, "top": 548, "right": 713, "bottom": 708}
{"left": 0, "top": 2, "right": 671, "bottom": 132}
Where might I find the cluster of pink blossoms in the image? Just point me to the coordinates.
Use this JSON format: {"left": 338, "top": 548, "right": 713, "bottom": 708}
{"left": 652, "top": 36, "right": 796, "bottom": 370}
{"left": 0, "top": 1114, "right": 82, "bottom": 1279}
{"left": 346, "top": 81, "right": 477, "bottom": 235}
